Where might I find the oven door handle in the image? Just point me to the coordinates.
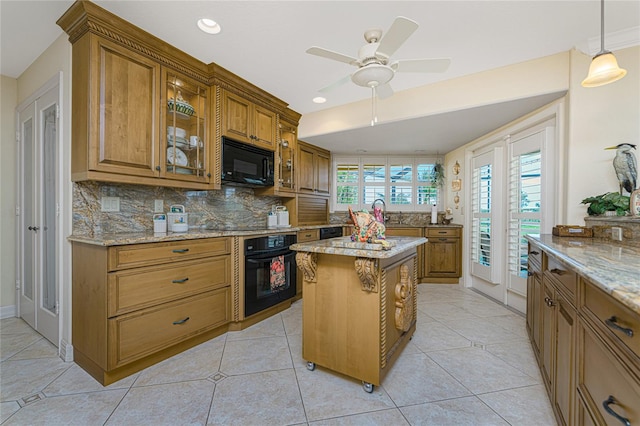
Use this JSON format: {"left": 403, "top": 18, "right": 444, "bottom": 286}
{"left": 246, "top": 250, "right": 295, "bottom": 263}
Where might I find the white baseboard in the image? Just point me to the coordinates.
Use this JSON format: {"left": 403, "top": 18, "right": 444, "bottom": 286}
{"left": 0, "top": 305, "right": 16, "bottom": 319}
{"left": 59, "top": 339, "right": 74, "bottom": 362}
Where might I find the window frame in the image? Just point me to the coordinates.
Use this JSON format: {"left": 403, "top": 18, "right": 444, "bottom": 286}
{"left": 332, "top": 155, "right": 444, "bottom": 212}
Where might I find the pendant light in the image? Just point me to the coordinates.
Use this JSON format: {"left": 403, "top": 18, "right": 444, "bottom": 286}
{"left": 581, "top": 0, "right": 627, "bottom": 87}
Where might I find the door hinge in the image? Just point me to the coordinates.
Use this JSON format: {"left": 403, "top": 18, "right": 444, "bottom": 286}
{"left": 15, "top": 205, "right": 20, "bottom": 216}
{"left": 55, "top": 302, "right": 60, "bottom": 315}
{"left": 56, "top": 203, "right": 60, "bottom": 217}
{"left": 16, "top": 131, "right": 20, "bottom": 143}
{"left": 55, "top": 104, "right": 60, "bottom": 120}
{"left": 15, "top": 280, "right": 20, "bottom": 290}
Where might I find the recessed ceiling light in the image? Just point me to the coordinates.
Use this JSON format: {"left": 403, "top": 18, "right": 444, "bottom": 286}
{"left": 312, "top": 97, "right": 326, "bottom": 104}
{"left": 197, "top": 18, "right": 221, "bottom": 34}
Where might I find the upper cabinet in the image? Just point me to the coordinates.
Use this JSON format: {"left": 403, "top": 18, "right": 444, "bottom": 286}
{"left": 162, "top": 71, "right": 212, "bottom": 183}
{"left": 221, "top": 90, "right": 277, "bottom": 151}
{"left": 57, "top": 1, "right": 296, "bottom": 191}
{"left": 298, "top": 141, "right": 331, "bottom": 196}
{"left": 71, "top": 35, "right": 161, "bottom": 181}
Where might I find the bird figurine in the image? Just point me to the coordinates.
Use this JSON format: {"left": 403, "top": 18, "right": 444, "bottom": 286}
{"left": 606, "top": 143, "right": 637, "bottom": 195}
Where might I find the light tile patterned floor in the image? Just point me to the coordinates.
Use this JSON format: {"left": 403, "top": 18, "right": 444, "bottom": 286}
{"left": 0, "top": 284, "right": 557, "bottom": 425}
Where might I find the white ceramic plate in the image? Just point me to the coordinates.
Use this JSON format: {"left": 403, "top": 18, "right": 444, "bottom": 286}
{"left": 167, "top": 147, "right": 188, "bottom": 167}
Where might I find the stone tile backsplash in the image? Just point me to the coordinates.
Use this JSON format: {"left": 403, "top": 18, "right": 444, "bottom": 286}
{"left": 73, "top": 182, "right": 282, "bottom": 237}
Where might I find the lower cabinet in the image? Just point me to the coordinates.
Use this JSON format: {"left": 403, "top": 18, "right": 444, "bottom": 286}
{"left": 527, "top": 240, "right": 639, "bottom": 426}
{"left": 423, "top": 227, "right": 462, "bottom": 283}
{"left": 72, "top": 238, "right": 232, "bottom": 385}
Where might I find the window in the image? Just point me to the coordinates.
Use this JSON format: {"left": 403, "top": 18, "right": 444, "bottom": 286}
{"left": 332, "top": 156, "right": 443, "bottom": 212}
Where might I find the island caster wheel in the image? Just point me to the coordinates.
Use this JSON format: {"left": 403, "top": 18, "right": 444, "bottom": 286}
{"left": 362, "top": 381, "right": 374, "bottom": 393}
{"left": 306, "top": 361, "right": 316, "bottom": 371}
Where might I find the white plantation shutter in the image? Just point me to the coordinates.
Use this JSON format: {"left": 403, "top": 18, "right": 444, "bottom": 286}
{"left": 336, "top": 163, "right": 359, "bottom": 208}
{"left": 471, "top": 148, "right": 503, "bottom": 283}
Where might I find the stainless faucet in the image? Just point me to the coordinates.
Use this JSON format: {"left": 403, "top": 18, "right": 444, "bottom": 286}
{"left": 371, "top": 199, "right": 388, "bottom": 223}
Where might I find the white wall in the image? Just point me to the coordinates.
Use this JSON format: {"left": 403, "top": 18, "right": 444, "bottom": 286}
{"left": 0, "top": 76, "right": 18, "bottom": 318}
{"left": 566, "top": 46, "right": 640, "bottom": 224}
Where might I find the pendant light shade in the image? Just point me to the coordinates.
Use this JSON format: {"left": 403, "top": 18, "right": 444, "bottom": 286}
{"left": 582, "top": 52, "right": 627, "bottom": 87}
{"left": 581, "top": 0, "right": 627, "bottom": 88}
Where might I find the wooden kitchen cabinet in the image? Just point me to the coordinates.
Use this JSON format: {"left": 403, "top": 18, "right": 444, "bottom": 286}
{"left": 162, "top": 71, "right": 213, "bottom": 184}
{"left": 577, "top": 277, "right": 640, "bottom": 426}
{"left": 69, "top": 34, "right": 161, "bottom": 181}
{"left": 423, "top": 227, "right": 462, "bottom": 283}
{"left": 385, "top": 228, "right": 424, "bottom": 279}
{"left": 297, "top": 140, "right": 331, "bottom": 196}
{"left": 221, "top": 89, "right": 277, "bottom": 151}
{"left": 526, "top": 242, "right": 543, "bottom": 357}
{"left": 72, "top": 238, "right": 232, "bottom": 385}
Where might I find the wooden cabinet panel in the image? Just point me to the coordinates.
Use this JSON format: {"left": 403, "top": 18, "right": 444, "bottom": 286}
{"left": 108, "top": 288, "right": 230, "bottom": 368}
{"left": 109, "top": 238, "right": 230, "bottom": 270}
{"left": 554, "top": 292, "right": 575, "bottom": 426}
{"left": 108, "top": 256, "right": 230, "bottom": 316}
{"left": 86, "top": 35, "right": 160, "bottom": 178}
{"left": 582, "top": 278, "right": 639, "bottom": 359}
{"left": 297, "top": 229, "right": 320, "bottom": 242}
{"left": 577, "top": 320, "right": 640, "bottom": 426}
{"left": 297, "top": 141, "right": 331, "bottom": 196}
{"left": 73, "top": 237, "right": 232, "bottom": 384}
{"left": 422, "top": 227, "right": 461, "bottom": 282}
{"left": 386, "top": 228, "right": 424, "bottom": 279}
{"left": 221, "top": 90, "right": 276, "bottom": 150}
{"left": 541, "top": 278, "right": 555, "bottom": 394}
{"left": 527, "top": 265, "right": 543, "bottom": 358}
{"left": 545, "top": 256, "right": 577, "bottom": 303}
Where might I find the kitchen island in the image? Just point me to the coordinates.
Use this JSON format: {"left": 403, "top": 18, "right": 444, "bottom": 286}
{"left": 290, "top": 236, "right": 427, "bottom": 392}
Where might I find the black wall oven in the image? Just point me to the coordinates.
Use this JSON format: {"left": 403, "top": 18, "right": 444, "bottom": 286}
{"left": 244, "top": 234, "right": 296, "bottom": 317}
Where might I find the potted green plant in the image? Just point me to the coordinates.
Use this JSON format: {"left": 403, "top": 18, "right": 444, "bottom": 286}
{"left": 580, "top": 192, "right": 630, "bottom": 216}
{"left": 430, "top": 163, "right": 445, "bottom": 189}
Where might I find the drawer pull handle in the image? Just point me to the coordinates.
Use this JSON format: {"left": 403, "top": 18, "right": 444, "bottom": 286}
{"left": 439, "top": 238, "right": 448, "bottom": 241}
{"left": 550, "top": 268, "right": 566, "bottom": 275}
{"left": 530, "top": 250, "right": 540, "bottom": 255}
{"left": 172, "top": 317, "right": 190, "bottom": 325}
{"left": 172, "top": 277, "right": 189, "bottom": 284}
{"left": 438, "top": 231, "right": 447, "bottom": 234}
{"left": 172, "top": 248, "right": 189, "bottom": 253}
{"left": 605, "top": 316, "right": 634, "bottom": 337}
{"left": 602, "top": 396, "right": 631, "bottom": 426}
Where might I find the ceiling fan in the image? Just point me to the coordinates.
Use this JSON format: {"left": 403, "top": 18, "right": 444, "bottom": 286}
{"left": 306, "top": 16, "right": 451, "bottom": 100}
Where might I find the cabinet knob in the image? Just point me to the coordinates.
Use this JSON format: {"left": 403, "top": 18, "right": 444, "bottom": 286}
{"left": 207, "top": 173, "right": 211, "bottom": 178}
{"left": 156, "top": 166, "right": 161, "bottom": 171}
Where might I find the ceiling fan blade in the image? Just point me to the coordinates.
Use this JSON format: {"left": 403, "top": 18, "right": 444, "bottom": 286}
{"left": 319, "top": 74, "right": 352, "bottom": 94}
{"left": 391, "top": 58, "right": 451, "bottom": 73}
{"left": 376, "top": 83, "right": 394, "bottom": 100}
{"left": 376, "top": 16, "right": 419, "bottom": 59}
{"left": 306, "top": 47, "right": 359, "bottom": 66}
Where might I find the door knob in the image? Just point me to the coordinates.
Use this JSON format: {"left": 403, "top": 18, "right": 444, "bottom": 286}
{"left": 27, "top": 226, "right": 40, "bottom": 231}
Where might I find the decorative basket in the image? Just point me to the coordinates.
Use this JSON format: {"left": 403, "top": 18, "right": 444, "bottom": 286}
{"left": 552, "top": 225, "right": 593, "bottom": 238}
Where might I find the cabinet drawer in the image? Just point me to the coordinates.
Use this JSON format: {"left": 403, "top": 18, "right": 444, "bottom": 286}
{"left": 528, "top": 243, "right": 543, "bottom": 268}
{"left": 297, "top": 229, "right": 319, "bottom": 242}
{"left": 108, "top": 256, "right": 230, "bottom": 317}
{"left": 582, "top": 279, "right": 639, "bottom": 359}
{"left": 544, "top": 255, "right": 577, "bottom": 300}
{"left": 386, "top": 228, "right": 422, "bottom": 237}
{"left": 578, "top": 321, "right": 640, "bottom": 425}
{"left": 426, "top": 227, "right": 460, "bottom": 238}
{"left": 108, "top": 238, "right": 230, "bottom": 270}
{"left": 108, "top": 288, "right": 230, "bottom": 368}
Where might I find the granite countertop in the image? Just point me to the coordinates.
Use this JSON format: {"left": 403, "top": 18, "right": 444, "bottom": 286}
{"left": 290, "top": 236, "right": 427, "bottom": 259}
{"left": 68, "top": 224, "right": 343, "bottom": 247}
{"left": 526, "top": 234, "right": 640, "bottom": 314}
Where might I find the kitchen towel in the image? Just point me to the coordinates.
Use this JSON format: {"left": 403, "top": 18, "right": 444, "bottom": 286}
{"left": 270, "top": 255, "right": 286, "bottom": 291}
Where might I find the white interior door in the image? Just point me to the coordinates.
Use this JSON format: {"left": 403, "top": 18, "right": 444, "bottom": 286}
{"left": 18, "top": 84, "right": 60, "bottom": 346}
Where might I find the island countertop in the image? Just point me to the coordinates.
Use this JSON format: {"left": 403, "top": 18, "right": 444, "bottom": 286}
{"left": 290, "top": 236, "right": 427, "bottom": 259}
{"left": 525, "top": 234, "right": 640, "bottom": 314}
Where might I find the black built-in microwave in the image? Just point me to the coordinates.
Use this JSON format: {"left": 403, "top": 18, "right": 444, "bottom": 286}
{"left": 221, "top": 137, "right": 274, "bottom": 187}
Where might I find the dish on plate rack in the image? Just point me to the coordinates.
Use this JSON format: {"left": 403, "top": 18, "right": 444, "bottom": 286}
{"left": 166, "top": 147, "right": 188, "bottom": 167}
{"left": 167, "top": 91, "right": 195, "bottom": 117}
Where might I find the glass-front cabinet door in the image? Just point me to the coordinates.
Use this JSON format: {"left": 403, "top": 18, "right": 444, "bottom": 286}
{"left": 163, "top": 71, "right": 210, "bottom": 182}
{"left": 278, "top": 120, "right": 297, "bottom": 193}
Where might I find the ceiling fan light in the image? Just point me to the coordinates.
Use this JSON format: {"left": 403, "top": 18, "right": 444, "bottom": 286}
{"left": 351, "top": 64, "right": 394, "bottom": 88}
{"left": 581, "top": 52, "right": 627, "bottom": 87}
